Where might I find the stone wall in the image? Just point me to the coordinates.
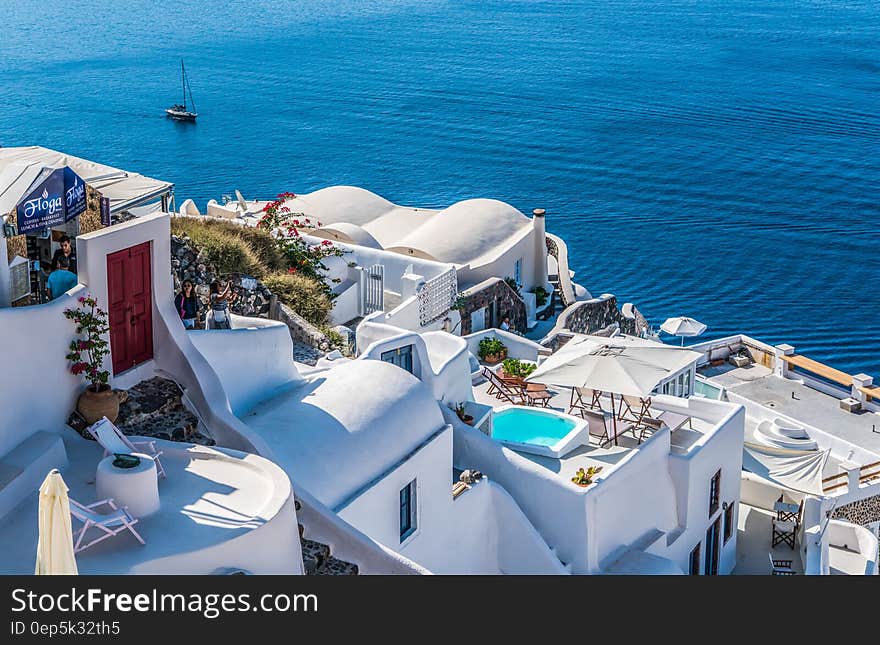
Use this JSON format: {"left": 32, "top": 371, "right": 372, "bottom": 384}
{"left": 171, "top": 234, "right": 274, "bottom": 318}
{"left": 832, "top": 494, "right": 880, "bottom": 527}
{"left": 557, "top": 294, "right": 650, "bottom": 337}
{"left": 171, "top": 233, "right": 335, "bottom": 358}
{"left": 457, "top": 277, "right": 527, "bottom": 336}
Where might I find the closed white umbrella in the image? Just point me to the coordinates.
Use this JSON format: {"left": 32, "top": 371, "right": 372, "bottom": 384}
{"left": 660, "top": 316, "right": 708, "bottom": 346}
{"left": 35, "top": 469, "right": 78, "bottom": 575}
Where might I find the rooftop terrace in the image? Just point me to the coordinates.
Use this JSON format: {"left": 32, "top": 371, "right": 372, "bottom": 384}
{"left": 472, "top": 372, "right": 722, "bottom": 480}
{"left": 701, "top": 362, "right": 880, "bottom": 455}
{"left": 0, "top": 434, "right": 300, "bottom": 575}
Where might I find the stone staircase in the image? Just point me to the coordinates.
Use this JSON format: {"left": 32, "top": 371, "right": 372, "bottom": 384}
{"left": 295, "top": 500, "right": 359, "bottom": 575}
{"left": 114, "top": 377, "right": 214, "bottom": 445}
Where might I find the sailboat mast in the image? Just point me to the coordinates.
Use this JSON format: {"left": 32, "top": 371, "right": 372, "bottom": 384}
{"left": 181, "top": 60, "right": 187, "bottom": 109}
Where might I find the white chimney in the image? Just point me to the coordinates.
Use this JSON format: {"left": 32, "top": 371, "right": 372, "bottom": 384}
{"left": 532, "top": 208, "right": 547, "bottom": 289}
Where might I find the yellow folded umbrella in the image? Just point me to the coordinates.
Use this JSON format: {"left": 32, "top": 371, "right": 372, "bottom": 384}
{"left": 35, "top": 469, "right": 78, "bottom": 575}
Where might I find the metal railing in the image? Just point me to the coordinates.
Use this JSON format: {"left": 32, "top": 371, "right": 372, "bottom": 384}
{"left": 418, "top": 268, "right": 457, "bottom": 327}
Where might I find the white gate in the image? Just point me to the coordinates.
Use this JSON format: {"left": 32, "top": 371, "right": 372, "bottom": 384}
{"left": 362, "top": 263, "right": 385, "bottom": 315}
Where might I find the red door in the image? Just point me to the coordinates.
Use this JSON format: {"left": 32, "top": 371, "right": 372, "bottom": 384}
{"left": 107, "top": 242, "right": 153, "bottom": 375}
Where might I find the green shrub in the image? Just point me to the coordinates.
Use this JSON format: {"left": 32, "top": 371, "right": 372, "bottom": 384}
{"left": 501, "top": 358, "right": 536, "bottom": 378}
{"left": 262, "top": 272, "right": 332, "bottom": 327}
{"left": 171, "top": 217, "right": 285, "bottom": 277}
{"left": 529, "top": 286, "right": 549, "bottom": 307}
{"left": 478, "top": 336, "right": 507, "bottom": 359}
{"left": 319, "top": 326, "right": 348, "bottom": 352}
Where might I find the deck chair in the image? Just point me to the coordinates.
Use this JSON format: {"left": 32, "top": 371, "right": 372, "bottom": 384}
{"left": 87, "top": 417, "right": 166, "bottom": 479}
{"left": 771, "top": 519, "right": 797, "bottom": 549}
{"left": 522, "top": 388, "right": 553, "bottom": 408}
{"left": 481, "top": 367, "right": 525, "bottom": 405}
{"left": 769, "top": 553, "right": 795, "bottom": 575}
{"left": 69, "top": 498, "right": 146, "bottom": 553}
{"left": 618, "top": 395, "right": 660, "bottom": 444}
{"left": 583, "top": 409, "right": 613, "bottom": 448}
{"left": 569, "top": 387, "right": 601, "bottom": 417}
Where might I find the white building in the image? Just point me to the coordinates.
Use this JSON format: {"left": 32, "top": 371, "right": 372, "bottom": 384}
{"left": 181, "top": 186, "right": 592, "bottom": 336}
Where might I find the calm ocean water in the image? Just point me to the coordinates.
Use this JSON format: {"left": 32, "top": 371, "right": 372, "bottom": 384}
{"left": 1, "top": 1, "right": 877, "bottom": 375}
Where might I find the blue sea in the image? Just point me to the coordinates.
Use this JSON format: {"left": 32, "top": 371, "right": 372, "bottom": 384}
{"left": 1, "top": 1, "right": 877, "bottom": 375}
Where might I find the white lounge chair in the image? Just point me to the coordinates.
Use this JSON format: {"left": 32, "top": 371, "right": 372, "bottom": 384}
{"left": 87, "top": 417, "right": 166, "bottom": 479}
{"left": 69, "top": 498, "right": 145, "bottom": 553}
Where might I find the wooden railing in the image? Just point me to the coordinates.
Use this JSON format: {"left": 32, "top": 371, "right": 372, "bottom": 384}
{"left": 822, "top": 460, "right": 880, "bottom": 493}
{"left": 781, "top": 353, "right": 878, "bottom": 401}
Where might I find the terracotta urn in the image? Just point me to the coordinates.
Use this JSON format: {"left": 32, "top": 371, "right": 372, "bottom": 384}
{"left": 77, "top": 384, "right": 120, "bottom": 425}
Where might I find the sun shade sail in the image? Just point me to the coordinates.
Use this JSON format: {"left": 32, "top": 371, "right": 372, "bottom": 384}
{"left": 742, "top": 441, "right": 829, "bottom": 496}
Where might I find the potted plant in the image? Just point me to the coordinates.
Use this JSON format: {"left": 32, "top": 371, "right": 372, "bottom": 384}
{"left": 65, "top": 294, "right": 117, "bottom": 424}
{"left": 453, "top": 402, "right": 474, "bottom": 425}
{"left": 571, "top": 466, "right": 603, "bottom": 487}
{"left": 501, "top": 358, "right": 537, "bottom": 381}
{"left": 478, "top": 336, "right": 507, "bottom": 364}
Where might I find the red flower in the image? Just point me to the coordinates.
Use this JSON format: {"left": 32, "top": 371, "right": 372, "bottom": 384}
{"left": 321, "top": 240, "right": 332, "bottom": 246}
{"left": 77, "top": 340, "right": 91, "bottom": 350}
{"left": 287, "top": 267, "right": 297, "bottom": 274}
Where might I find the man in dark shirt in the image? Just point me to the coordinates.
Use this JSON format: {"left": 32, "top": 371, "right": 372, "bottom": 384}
{"left": 51, "top": 235, "right": 77, "bottom": 274}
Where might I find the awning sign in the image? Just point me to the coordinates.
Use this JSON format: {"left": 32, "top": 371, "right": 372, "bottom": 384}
{"left": 16, "top": 166, "right": 87, "bottom": 234}
{"left": 63, "top": 166, "right": 87, "bottom": 221}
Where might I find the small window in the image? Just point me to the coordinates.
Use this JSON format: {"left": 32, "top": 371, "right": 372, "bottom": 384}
{"left": 723, "top": 502, "right": 735, "bottom": 544}
{"left": 709, "top": 470, "right": 721, "bottom": 517}
{"left": 382, "top": 345, "right": 414, "bottom": 374}
{"left": 513, "top": 258, "right": 522, "bottom": 286}
{"left": 399, "top": 480, "right": 417, "bottom": 542}
{"left": 689, "top": 543, "right": 701, "bottom": 575}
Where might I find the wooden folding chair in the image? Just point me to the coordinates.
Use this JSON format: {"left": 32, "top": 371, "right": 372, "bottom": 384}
{"left": 569, "top": 387, "right": 601, "bottom": 417}
{"left": 771, "top": 519, "right": 797, "bottom": 549}
{"left": 769, "top": 553, "right": 796, "bottom": 575}
{"left": 481, "top": 367, "right": 525, "bottom": 405}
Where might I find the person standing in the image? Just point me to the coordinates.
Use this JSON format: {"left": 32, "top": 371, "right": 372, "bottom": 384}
{"left": 46, "top": 256, "right": 78, "bottom": 300}
{"left": 174, "top": 280, "right": 200, "bottom": 329}
{"left": 208, "top": 280, "right": 237, "bottom": 329}
{"left": 51, "top": 235, "right": 77, "bottom": 274}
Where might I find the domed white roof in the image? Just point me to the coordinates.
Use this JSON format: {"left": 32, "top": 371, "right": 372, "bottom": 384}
{"left": 388, "top": 198, "right": 531, "bottom": 266}
{"left": 287, "top": 186, "right": 396, "bottom": 227}
{"left": 290, "top": 187, "right": 533, "bottom": 267}
{"left": 241, "top": 360, "right": 446, "bottom": 509}
{"left": 311, "top": 222, "right": 383, "bottom": 249}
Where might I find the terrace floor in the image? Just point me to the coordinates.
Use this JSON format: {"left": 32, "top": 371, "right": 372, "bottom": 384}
{"left": 472, "top": 374, "right": 716, "bottom": 462}
{"left": 702, "top": 364, "right": 880, "bottom": 454}
{"left": 733, "top": 503, "right": 804, "bottom": 575}
{"left": 0, "top": 433, "right": 297, "bottom": 575}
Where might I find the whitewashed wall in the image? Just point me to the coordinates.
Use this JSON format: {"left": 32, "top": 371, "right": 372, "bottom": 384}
{"left": 188, "top": 314, "right": 302, "bottom": 416}
{"left": 357, "top": 322, "right": 473, "bottom": 405}
{"left": 0, "top": 286, "right": 86, "bottom": 457}
{"left": 659, "top": 396, "right": 745, "bottom": 575}
{"left": 337, "top": 427, "right": 563, "bottom": 574}
{"left": 456, "top": 228, "right": 541, "bottom": 292}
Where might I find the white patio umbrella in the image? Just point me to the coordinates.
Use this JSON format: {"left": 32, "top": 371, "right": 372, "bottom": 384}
{"left": 35, "top": 469, "right": 78, "bottom": 575}
{"left": 526, "top": 337, "right": 702, "bottom": 443}
{"left": 660, "top": 316, "right": 708, "bottom": 346}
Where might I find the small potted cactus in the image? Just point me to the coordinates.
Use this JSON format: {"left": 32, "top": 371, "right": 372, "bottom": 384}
{"left": 571, "top": 466, "right": 603, "bottom": 487}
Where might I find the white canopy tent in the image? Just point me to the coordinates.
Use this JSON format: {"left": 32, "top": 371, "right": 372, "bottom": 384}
{"left": 0, "top": 146, "right": 173, "bottom": 216}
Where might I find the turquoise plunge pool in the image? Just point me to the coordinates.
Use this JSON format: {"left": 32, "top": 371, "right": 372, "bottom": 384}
{"left": 491, "top": 406, "right": 589, "bottom": 457}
